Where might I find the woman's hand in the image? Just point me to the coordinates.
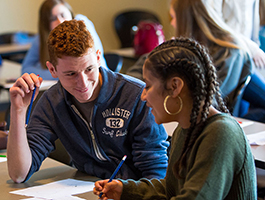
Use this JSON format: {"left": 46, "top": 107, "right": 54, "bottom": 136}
{"left": 93, "top": 179, "right": 123, "bottom": 200}
{"left": 253, "top": 48, "right": 265, "bottom": 69}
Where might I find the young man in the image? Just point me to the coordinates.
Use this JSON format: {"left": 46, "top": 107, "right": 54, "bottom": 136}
{"left": 7, "top": 20, "right": 169, "bottom": 183}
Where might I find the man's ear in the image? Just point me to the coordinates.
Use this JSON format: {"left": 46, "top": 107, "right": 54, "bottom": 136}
{"left": 169, "top": 77, "right": 184, "bottom": 97}
{"left": 46, "top": 61, "right": 58, "bottom": 78}
{"left": 96, "top": 50, "right": 101, "bottom": 67}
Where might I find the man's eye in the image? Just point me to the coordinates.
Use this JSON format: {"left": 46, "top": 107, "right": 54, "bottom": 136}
{"left": 66, "top": 72, "right": 75, "bottom": 76}
{"left": 85, "top": 67, "right": 92, "bottom": 72}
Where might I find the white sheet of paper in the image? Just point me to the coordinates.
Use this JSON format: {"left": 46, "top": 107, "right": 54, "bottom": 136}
{"left": 4, "top": 80, "right": 57, "bottom": 90}
{"left": 10, "top": 179, "right": 94, "bottom": 200}
{"left": 0, "top": 157, "right": 7, "bottom": 162}
{"left": 21, "top": 196, "right": 84, "bottom": 200}
{"left": 247, "top": 131, "right": 265, "bottom": 145}
{"left": 238, "top": 120, "right": 254, "bottom": 128}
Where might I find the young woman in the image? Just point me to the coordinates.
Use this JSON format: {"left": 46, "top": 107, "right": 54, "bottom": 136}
{"left": 168, "top": 0, "right": 265, "bottom": 122}
{"left": 93, "top": 38, "right": 257, "bottom": 200}
{"left": 22, "top": 0, "right": 107, "bottom": 80}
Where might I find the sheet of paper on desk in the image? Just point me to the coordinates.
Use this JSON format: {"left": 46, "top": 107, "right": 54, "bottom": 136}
{"left": 21, "top": 196, "right": 84, "bottom": 200}
{"left": 238, "top": 120, "right": 254, "bottom": 128}
{"left": 247, "top": 131, "right": 265, "bottom": 145}
{"left": 4, "top": 80, "right": 57, "bottom": 90}
{"left": 21, "top": 197, "right": 83, "bottom": 200}
{"left": 0, "top": 157, "right": 7, "bottom": 162}
{"left": 10, "top": 179, "right": 94, "bottom": 200}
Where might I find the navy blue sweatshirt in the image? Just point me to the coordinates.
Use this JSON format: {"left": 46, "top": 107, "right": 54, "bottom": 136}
{"left": 25, "top": 67, "right": 169, "bottom": 181}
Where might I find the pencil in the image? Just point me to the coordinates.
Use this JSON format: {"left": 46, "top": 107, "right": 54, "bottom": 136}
{"left": 99, "top": 155, "right": 127, "bottom": 198}
{"left": 25, "top": 75, "right": 39, "bottom": 126}
{"left": 25, "top": 87, "right": 36, "bottom": 126}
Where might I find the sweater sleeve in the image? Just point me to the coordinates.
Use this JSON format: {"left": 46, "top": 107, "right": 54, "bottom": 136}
{"left": 175, "top": 117, "right": 256, "bottom": 200}
{"left": 119, "top": 115, "right": 257, "bottom": 199}
{"left": 120, "top": 178, "right": 167, "bottom": 200}
{"left": 129, "top": 99, "right": 169, "bottom": 179}
{"left": 171, "top": 116, "right": 256, "bottom": 200}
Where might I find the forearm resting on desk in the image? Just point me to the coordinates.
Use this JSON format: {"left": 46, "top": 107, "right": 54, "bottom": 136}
{"left": 7, "top": 107, "right": 32, "bottom": 183}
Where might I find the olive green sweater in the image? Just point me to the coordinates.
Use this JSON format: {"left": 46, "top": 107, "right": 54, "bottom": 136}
{"left": 121, "top": 114, "right": 257, "bottom": 199}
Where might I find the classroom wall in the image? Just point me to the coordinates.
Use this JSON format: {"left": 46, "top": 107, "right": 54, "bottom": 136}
{"left": 0, "top": 0, "right": 174, "bottom": 52}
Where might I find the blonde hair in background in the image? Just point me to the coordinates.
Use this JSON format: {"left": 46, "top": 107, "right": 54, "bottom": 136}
{"left": 170, "top": 0, "right": 250, "bottom": 59}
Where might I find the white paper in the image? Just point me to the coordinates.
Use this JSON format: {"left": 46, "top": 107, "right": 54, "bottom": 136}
{"left": 0, "top": 157, "right": 7, "bottom": 162}
{"left": 4, "top": 80, "right": 57, "bottom": 90}
{"left": 10, "top": 179, "right": 94, "bottom": 200}
{"left": 247, "top": 131, "right": 265, "bottom": 145}
{"left": 21, "top": 197, "right": 84, "bottom": 200}
{"left": 238, "top": 120, "right": 254, "bottom": 128}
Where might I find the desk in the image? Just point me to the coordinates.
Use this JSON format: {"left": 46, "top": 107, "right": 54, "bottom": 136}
{"left": 0, "top": 43, "right": 31, "bottom": 56}
{"left": 0, "top": 59, "right": 21, "bottom": 86}
{"left": 163, "top": 117, "right": 265, "bottom": 169}
{"left": 0, "top": 150, "right": 99, "bottom": 200}
{"left": 108, "top": 48, "right": 138, "bottom": 74}
{"left": 0, "top": 60, "right": 22, "bottom": 104}
{"left": 235, "top": 117, "right": 265, "bottom": 169}
{"left": 0, "top": 59, "right": 57, "bottom": 90}
{"left": 109, "top": 47, "right": 135, "bottom": 59}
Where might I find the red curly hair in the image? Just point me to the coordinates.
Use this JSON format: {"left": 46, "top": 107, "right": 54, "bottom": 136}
{"left": 47, "top": 19, "right": 94, "bottom": 67}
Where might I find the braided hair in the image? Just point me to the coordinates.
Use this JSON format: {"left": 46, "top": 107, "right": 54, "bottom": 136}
{"left": 145, "top": 37, "right": 229, "bottom": 178}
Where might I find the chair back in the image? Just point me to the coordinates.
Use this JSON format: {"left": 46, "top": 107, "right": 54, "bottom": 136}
{"left": 104, "top": 53, "right": 123, "bottom": 72}
{"left": 229, "top": 75, "right": 251, "bottom": 117}
{"left": 0, "top": 33, "right": 13, "bottom": 45}
{"left": 114, "top": 10, "right": 160, "bottom": 48}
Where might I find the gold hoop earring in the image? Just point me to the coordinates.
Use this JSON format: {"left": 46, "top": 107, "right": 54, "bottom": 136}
{"left": 163, "top": 95, "right": 183, "bottom": 115}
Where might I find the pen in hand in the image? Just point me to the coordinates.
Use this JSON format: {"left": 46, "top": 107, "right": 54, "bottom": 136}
{"left": 99, "top": 155, "right": 127, "bottom": 198}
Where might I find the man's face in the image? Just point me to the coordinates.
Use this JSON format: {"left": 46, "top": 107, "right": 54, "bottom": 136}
{"left": 47, "top": 49, "right": 102, "bottom": 103}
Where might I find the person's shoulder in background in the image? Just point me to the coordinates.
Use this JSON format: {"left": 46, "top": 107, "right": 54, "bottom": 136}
{"left": 126, "top": 53, "right": 149, "bottom": 81}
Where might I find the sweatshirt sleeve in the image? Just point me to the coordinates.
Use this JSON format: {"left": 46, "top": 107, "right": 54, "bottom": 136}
{"left": 129, "top": 99, "right": 169, "bottom": 179}
{"left": 23, "top": 92, "right": 58, "bottom": 182}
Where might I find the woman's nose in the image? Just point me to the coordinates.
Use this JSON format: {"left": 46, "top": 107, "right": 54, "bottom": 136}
{"left": 57, "top": 15, "right": 65, "bottom": 24}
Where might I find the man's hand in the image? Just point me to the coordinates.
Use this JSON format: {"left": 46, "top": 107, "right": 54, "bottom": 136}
{"left": 9, "top": 73, "right": 42, "bottom": 113}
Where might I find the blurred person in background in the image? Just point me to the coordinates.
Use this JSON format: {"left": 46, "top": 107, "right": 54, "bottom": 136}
{"left": 22, "top": 0, "right": 107, "bottom": 80}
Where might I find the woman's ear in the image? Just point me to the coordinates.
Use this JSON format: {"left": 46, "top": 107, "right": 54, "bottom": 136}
{"left": 169, "top": 77, "right": 184, "bottom": 97}
{"left": 46, "top": 61, "right": 58, "bottom": 78}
